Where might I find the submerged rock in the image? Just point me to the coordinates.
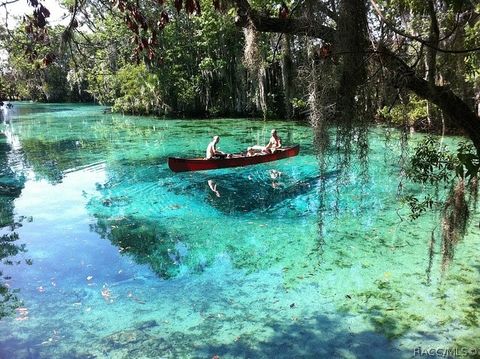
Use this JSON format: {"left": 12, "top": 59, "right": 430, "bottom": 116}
{"left": 101, "top": 328, "right": 173, "bottom": 357}
{"left": 103, "top": 329, "right": 147, "bottom": 348}
{"left": 135, "top": 320, "right": 159, "bottom": 331}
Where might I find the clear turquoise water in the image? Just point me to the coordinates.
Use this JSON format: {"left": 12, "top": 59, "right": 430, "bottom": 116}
{"left": 0, "top": 102, "right": 479, "bottom": 358}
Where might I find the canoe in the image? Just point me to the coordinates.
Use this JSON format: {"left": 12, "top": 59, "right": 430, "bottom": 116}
{"left": 168, "top": 145, "right": 300, "bottom": 172}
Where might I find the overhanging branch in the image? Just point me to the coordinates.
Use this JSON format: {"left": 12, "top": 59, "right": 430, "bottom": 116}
{"left": 0, "top": 0, "right": 19, "bottom": 6}
{"left": 234, "top": 0, "right": 335, "bottom": 42}
{"left": 370, "top": 0, "right": 480, "bottom": 54}
{"left": 376, "top": 44, "right": 480, "bottom": 151}
{"left": 232, "top": 0, "right": 480, "bottom": 150}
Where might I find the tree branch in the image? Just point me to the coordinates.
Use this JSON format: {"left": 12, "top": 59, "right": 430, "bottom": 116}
{"left": 234, "top": 0, "right": 335, "bottom": 42}
{"left": 425, "top": 0, "right": 439, "bottom": 84}
{"left": 232, "top": 0, "right": 480, "bottom": 150}
{"left": 313, "top": 1, "right": 337, "bottom": 21}
{"left": 0, "top": 0, "right": 19, "bottom": 6}
{"left": 370, "top": 0, "right": 480, "bottom": 54}
{"left": 376, "top": 44, "right": 480, "bottom": 152}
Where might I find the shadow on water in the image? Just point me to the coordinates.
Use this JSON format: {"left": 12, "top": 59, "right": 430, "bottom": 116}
{"left": 32, "top": 312, "right": 413, "bottom": 358}
{"left": 172, "top": 170, "right": 339, "bottom": 214}
{"left": 463, "top": 265, "right": 480, "bottom": 327}
{"left": 0, "top": 312, "right": 408, "bottom": 358}
{"left": 0, "top": 133, "right": 25, "bottom": 227}
{"left": 449, "top": 264, "right": 480, "bottom": 353}
{"left": 0, "top": 232, "right": 31, "bottom": 320}
{"left": 90, "top": 211, "right": 320, "bottom": 282}
{"left": 192, "top": 314, "right": 409, "bottom": 359}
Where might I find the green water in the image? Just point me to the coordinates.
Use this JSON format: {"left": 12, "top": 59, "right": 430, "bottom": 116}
{"left": 0, "top": 103, "right": 479, "bottom": 358}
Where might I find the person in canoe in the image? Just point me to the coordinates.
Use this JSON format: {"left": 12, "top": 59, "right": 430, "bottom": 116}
{"left": 266, "top": 129, "right": 282, "bottom": 153}
{"left": 206, "top": 135, "right": 230, "bottom": 159}
{"left": 248, "top": 129, "right": 283, "bottom": 155}
{"left": 246, "top": 147, "right": 259, "bottom": 157}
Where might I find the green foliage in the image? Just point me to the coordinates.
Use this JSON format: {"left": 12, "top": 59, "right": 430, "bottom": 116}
{"left": 110, "top": 64, "right": 165, "bottom": 115}
{"left": 2, "top": 25, "right": 81, "bottom": 101}
{"left": 407, "top": 136, "right": 479, "bottom": 186}
{"left": 0, "top": 0, "right": 304, "bottom": 117}
{"left": 404, "top": 136, "right": 479, "bottom": 220}
{"left": 0, "top": 232, "right": 22, "bottom": 262}
{"left": 0, "top": 0, "right": 477, "bottom": 125}
{"left": 291, "top": 97, "right": 307, "bottom": 109}
{"left": 456, "top": 142, "right": 480, "bottom": 180}
{"left": 78, "top": 4, "right": 247, "bottom": 116}
{"left": 0, "top": 73, "right": 17, "bottom": 100}
{"left": 403, "top": 194, "right": 435, "bottom": 220}
{"left": 464, "top": 11, "right": 480, "bottom": 87}
{"left": 407, "top": 136, "right": 456, "bottom": 184}
{"left": 378, "top": 95, "right": 429, "bottom": 126}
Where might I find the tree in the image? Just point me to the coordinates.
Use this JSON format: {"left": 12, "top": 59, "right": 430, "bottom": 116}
{"left": 231, "top": 0, "right": 480, "bottom": 148}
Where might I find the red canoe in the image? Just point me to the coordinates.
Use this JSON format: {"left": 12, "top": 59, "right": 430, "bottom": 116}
{"left": 168, "top": 145, "right": 300, "bottom": 172}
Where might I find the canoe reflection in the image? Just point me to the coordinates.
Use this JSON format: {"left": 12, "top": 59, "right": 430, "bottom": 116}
{"left": 202, "top": 171, "right": 338, "bottom": 213}
{"left": 207, "top": 179, "right": 221, "bottom": 197}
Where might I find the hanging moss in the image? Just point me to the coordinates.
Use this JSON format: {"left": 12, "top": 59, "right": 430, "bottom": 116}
{"left": 441, "top": 180, "right": 470, "bottom": 270}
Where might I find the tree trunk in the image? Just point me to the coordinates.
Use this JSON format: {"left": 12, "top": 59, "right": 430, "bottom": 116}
{"left": 335, "top": 0, "right": 369, "bottom": 121}
{"left": 281, "top": 35, "right": 293, "bottom": 118}
{"left": 425, "top": 0, "right": 439, "bottom": 85}
{"left": 233, "top": 0, "right": 480, "bottom": 151}
{"left": 377, "top": 44, "right": 480, "bottom": 151}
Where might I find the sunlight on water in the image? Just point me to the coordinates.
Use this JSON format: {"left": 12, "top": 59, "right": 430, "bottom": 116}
{"left": 0, "top": 102, "right": 479, "bottom": 358}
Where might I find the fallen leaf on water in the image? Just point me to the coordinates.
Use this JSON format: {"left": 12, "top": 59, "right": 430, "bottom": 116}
{"left": 15, "top": 307, "right": 29, "bottom": 321}
{"left": 101, "top": 286, "right": 112, "bottom": 302}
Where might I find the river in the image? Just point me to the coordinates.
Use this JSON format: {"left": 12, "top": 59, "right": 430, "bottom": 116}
{"left": 0, "top": 102, "right": 479, "bottom": 358}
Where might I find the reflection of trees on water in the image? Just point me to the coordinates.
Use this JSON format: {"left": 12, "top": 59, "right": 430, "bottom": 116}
{"left": 0, "top": 232, "right": 31, "bottom": 320}
{"left": 90, "top": 215, "right": 183, "bottom": 279}
{"left": 2, "top": 112, "right": 106, "bottom": 184}
{"left": 0, "top": 133, "right": 24, "bottom": 227}
{"left": 0, "top": 132, "right": 30, "bottom": 319}
{"left": 7, "top": 113, "right": 164, "bottom": 185}
{"left": 19, "top": 138, "right": 104, "bottom": 184}
{"left": 87, "top": 168, "right": 335, "bottom": 283}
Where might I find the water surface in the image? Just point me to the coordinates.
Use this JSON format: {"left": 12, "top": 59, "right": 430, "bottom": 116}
{"left": 0, "top": 103, "right": 479, "bottom": 358}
